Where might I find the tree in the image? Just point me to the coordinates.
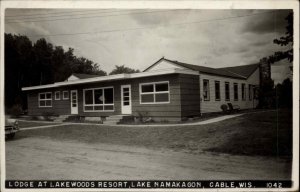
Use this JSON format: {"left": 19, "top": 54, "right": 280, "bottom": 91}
{"left": 5, "top": 34, "right": 33, "bottom": 110}
{"left": 257, "top": 78, "right": 275, "bottom": 109}
{"left": 257, "top": 11, "right": 293, "bottom": 109}
{"left": 109, "top": 65, "right": 140, "bottom": 75}
{"left": 4, "top": 33, "right": 107, "bottom": 110}
{"left": 33, "top": 38, "right": 54, "bottom": 85}
{"left": 267, "top": 11, "right": 293, "bottom": 64}
{"left": 275, "top": 78, "right": 292, "bottom": 108}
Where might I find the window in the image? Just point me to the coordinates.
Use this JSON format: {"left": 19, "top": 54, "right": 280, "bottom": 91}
{"left": 83, "top": 87, "right": 114, "bottom": 111}
{"left": 63, "top": 91, "right": 69, "bottom": 100}
{"left": 242, "top": 83, "right": 246, "bottom": 101}
{"left": 215, "top": 81, "right": 220, "bottom": 101}
{"left": 55, "top": 91, "right": 60, "bottom": 100}
{"left": 140, "top": 81, "right": 169, "bottom": 104}
{"left": 234, "top": 83, "right": 238, "bottom": 101}
{"left": 203, "top": 79, "right": 210, "bottom": 101}
{"left": 225, "top": 82, "right": 230, "bottom": 101}
{"left": 249, "top": 84, "right": 253, "bottom": 101}
{"left": 39, "top": 92, "right": 52, "bottom": 107}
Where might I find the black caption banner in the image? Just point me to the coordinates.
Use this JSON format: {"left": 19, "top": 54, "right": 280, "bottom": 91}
{"left": 6, "top": 180, "right": 293, "bottom": 189}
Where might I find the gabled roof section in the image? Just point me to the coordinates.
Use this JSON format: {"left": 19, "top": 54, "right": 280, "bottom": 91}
{"left": 144, "top": 58, "right": 260, "bottom": 79}
{"left": 218, "top": 63, "right": 260, "bottom": 79}
{"left": 145, "top": 58, "right": 249, "bottom": 79}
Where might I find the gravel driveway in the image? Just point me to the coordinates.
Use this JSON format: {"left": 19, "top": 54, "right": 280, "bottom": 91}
{"left": 6, "top": 136, "right": 291, "bottom": 180}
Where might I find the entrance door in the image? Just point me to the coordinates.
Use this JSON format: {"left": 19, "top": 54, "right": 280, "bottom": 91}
{"left": 121, "top": 85, "right": 132, "bottom": 114}
{"left": 70, "top": 90, "right": 78, "bottom": 114}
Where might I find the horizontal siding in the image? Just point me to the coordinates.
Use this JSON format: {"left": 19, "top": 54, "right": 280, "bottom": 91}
{"left": 130, "top": 74, "right": 181, "bottom": 119}
{"left": 26, "top": 70, "right": 260, "bottom": 119}
{"left": 27, "top": 74, "right": 182, "bottom": 120}
{"left": 199, "top": 73, "right": 259, "bottom": 113}
{"left": 179, "top": 74, "right": 200, "bottom": 117}
{"left": 27, "top": 89, "right": 70, "bottom": 116}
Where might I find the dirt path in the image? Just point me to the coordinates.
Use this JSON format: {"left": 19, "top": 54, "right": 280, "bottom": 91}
{"left": 6, "top": 137, "right": 291, "bottom": 180}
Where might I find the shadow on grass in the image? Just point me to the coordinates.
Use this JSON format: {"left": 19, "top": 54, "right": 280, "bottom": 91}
{"left": 206, "top": 108, "right": 293, "bottom": 157}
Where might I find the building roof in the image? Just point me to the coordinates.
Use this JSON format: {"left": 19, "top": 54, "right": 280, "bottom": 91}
{"left": 218, "top": 63, "right": 260, "bottom": 78}
{"left": 22, "top": 57, "right": 260, "bottom": 91}
{"left": 144, "top": 58, "right": 260, "bottom": 79}
{"left": 22, "top": 68, "right": 198, "bottom": 91}
{"left": 72, "top": 73, "right": 103, "bottom": 79}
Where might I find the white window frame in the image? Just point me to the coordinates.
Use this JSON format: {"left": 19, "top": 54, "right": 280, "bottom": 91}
{"left": 203, "top": 79, "right": 210, "bottom": 101}
{"left": 63, "top": 91, "right": 69, "bottom": 100}
{"left": 55, "top": 91, "right": 61, "bottom": 100}
{"left": 139, "top": 81, "right": 170, "bottom": 104}
{"left": 38, "top": 92, "right": 52, "bottom": 108}
{"left": 83, "top": 86, "right": 114, "bottom": 112}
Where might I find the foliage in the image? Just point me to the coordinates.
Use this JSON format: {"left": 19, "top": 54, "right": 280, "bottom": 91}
{"left": 265, "top": 11, "right": 293, "bottom": 64}
{"left": 136, "top": 111, "right": 149, "bottom": 123}
{"left": 257, "top": 77, "right": 292, "bottom": 109}
{"left": 42, "top": 112, "right": 58, "bottom": 121}
{"left": 5, "top": 33, "right": 107, "bottom": 109}
{"left": 109, "top": 65, "right": 140, "bottom": 75}
{"left": 275, "top": 78, "right": 293, "bottom": 108}
{"left": 8, "top": 104, "right": 23, "bottom": 117}
{"left": 256, "top": 11, "right": 293, "bottom": 108}
{"left": 257, "top": 78, "right": 275, "bottom": 109}
{"left": 220, "top": 104, "right": 228, "bottom": 113}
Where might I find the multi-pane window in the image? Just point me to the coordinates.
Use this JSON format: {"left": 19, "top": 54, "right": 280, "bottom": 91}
{"left": 140, "top": 81, "right": 169, "bottom": 104}
{"left": 234, "top": 83, "right": 238, "bottom": 101}
{"left": 242, "top": 83, "right": 246, "bottom": 100}
{"left": 122, "top": 86, "right": 131, "bottom": 106}
{"left": 249, "top": 84, "right": 253, "bottom": 101}
{"left": 215, "top": 81, "right": 220, "bottom": 101}
{"left": 203, "top": 79, "right": 210, "bottom": 101}
{"left": 39, "top": 92, "right": 52, "bottom": 107}
{"left": 55, "top": 91, "right": 60, "bottom": 100}
{"left": 83, "top": 87, "right": 114, "bottom": 111}
{"left": 63, "top": 91, "right": 69, "bottom": 100}
{"left": 225, "top": 82, "right": 230, "bottom": 101}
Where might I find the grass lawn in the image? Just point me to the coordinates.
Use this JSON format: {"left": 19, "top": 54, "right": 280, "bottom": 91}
{"left": 207, "top": 108, "right": 292, "bottom": 156}
{"left": 18, "top": 121, "right": 61, "bottom": 128}
{"left": 16, "top": 109, "right": 292, "bottom": 157}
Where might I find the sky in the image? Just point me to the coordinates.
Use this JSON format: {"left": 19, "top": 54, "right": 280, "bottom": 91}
{"left": 5, "top": 9, "right": 293, "bottom": 83}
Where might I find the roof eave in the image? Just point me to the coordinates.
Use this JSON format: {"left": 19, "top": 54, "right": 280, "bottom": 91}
{"left": 22, "top": 69, "right": 199, "bottom": 91}
{"left": 199, "top": 71, "right": 246, "bottom": 80}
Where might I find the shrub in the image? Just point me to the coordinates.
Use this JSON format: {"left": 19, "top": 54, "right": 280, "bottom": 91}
{"left": 31, "top": 116, "right": 39, "bottom": 120}
{"left": 42, "top": 112, "right": 57, "bottom": 121}
{"left": 220, "top": 104, "right": 228, "bottom": 113}
{"left": 9, "top": 104, "right": 23, "bottom": 117}
{"left": 42, "top": 112, "right": 57, "bottom": 116}
{"left": 137, "top": 111, "right": 149, "bottom": 122}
